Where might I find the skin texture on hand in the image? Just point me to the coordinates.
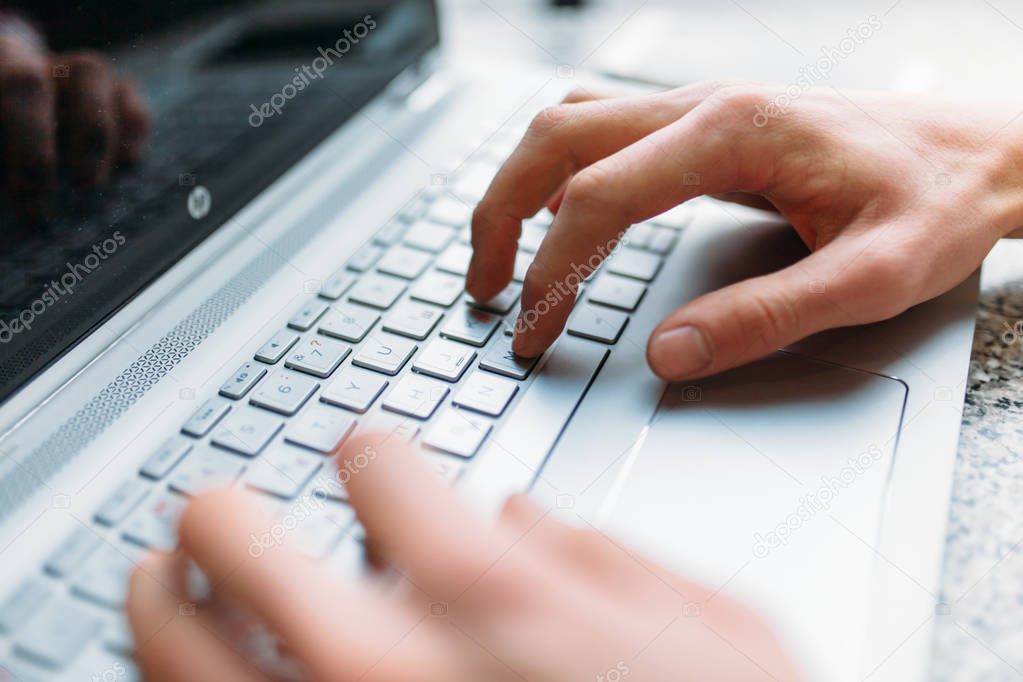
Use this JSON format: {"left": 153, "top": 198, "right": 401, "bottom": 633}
{"left": 465, "top": 82, "right": 1023, "bottom": 381}
{"left": 128, "top": 433, "right": 803, "bottom": 682}
{"left": 0, "top": 19, "right": 148, "bottom": 224}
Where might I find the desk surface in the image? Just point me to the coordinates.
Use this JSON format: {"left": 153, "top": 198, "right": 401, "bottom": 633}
{"left": 441, "top": 1, "right": 1023, "bottom": 678}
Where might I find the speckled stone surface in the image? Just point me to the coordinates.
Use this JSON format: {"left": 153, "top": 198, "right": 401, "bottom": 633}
{"left": 931, "top": 239, "right": 1023, "bottom": 681}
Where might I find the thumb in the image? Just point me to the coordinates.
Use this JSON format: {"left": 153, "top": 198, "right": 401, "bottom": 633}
{"left": 645, "top": 251, "right": 863, "bottom": 381}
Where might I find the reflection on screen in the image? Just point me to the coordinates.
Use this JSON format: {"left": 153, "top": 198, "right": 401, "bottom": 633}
{"left": 0, "top": 0, "right": 438, "bottom": 403}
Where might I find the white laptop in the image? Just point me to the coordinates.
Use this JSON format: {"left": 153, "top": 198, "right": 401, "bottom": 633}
{"left": 0, "top": 1, "right": 976, "bottom": 681}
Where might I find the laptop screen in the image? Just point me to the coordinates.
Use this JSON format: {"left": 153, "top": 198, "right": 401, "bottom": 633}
{"left": 0, "top": 0, "right": 439, "bottom": 405}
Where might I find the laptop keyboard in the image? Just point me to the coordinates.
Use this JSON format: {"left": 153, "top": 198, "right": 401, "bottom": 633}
{"left": 0, "top": 125, "right": 688, "bottom": 681}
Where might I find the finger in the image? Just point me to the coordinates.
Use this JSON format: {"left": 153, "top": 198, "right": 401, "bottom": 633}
{"left": 113, "top": 77, "right": 149, "bottom": 165}
{"left": 467, "top": 82, "right": 728, "bottom": 301}
{"left": 512, "top": 96, "right": 766, "bottom": 357}
{"left": 646, "top": 236, "right": 904, "bottom": 380}
{"left": 128, "top": 552, "right": 269, "bottom": 682}
{"left": 0, "top": 35, "right": 57, "bottom": 224}
{"left": 55, "top": 51, "right": 116, "bottom": 189}
{"left": 178, "top": 488, "right": 447, "bottom": 680}
{"left": 340, "top": 432, "right": 507, "bottom": 599}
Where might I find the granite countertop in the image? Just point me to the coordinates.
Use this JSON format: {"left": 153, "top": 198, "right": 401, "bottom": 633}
{"left": 932, "top": 238, "right": 1023, "bottom": 681}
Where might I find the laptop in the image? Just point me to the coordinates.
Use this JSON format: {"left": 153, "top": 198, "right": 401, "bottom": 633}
{"left": 0, "top": 1, "right": 977, "bottom": 680}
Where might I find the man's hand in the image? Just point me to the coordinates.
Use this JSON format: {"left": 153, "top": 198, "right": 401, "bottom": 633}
{"left": 0, "top": 20, "right": 148, "bottom": 223}
{"left": 466, "top": 82, "right": 1023, "bottom": 380}
{"left": 128, "top": 433, "right": 801, "bottom": 681}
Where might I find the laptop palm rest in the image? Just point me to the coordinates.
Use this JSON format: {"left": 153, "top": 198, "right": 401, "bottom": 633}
{"left": 607, "top": 352, "right": 907, "bottom": 677}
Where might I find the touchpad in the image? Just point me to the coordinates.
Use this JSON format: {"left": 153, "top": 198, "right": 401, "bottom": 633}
{"left": 607, "top": 351, "right": 906, "bottom": 677}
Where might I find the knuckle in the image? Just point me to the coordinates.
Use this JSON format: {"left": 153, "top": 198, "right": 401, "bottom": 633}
{"left": 743, "top": 285, "right": 802, "bottom": 349}
{"left": 66, "top": 51, "right": 110, "bottom": 79}
{"left": 564, "top": 164, "right": 612, "bottom": 205}
{"left": 527, "top": 104, "right": 575, "bottom": 139}
{"left": 707, "top": 84, "right": 770, "bottom": 119}
{"left": 560, "top": 87, "right": 591, "bottom": 104}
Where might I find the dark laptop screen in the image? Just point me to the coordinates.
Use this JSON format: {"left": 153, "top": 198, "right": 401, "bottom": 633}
{"left": 0, "top": 0, "right": 439, "bottom": 404}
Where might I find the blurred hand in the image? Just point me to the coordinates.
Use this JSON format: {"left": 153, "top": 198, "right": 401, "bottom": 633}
{"left": 466, "top": 82, "right": 1023, "bottom": 380}
{"left": 128, "top": 433, "right": 801, "bottom": 681}
{"left": 0, "top": 18, "right": 148, "bottom": 223}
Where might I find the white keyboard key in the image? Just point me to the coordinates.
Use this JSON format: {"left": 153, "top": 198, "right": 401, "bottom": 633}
{"left": 13, "top": 599, "right": 101, "bottom": 669}
{"left": 470, "top": 282, "right": 521, "bottom": 314}
{"left": 319, "top": 269, "right": 357, "bottom": 300}
{"left": 518, "top": 221, "right": 546, "bottom": 253}
{"left": 249, "top": 369, "right": 319, "bottom": 415}
{"left": 94, "top": 479, "right": 150, "bottom": 526}
{"left": 648, "top": 202, "right": 692, "bottom": 230}
{"left": 219, "top": 361, "right": 267, "bottom": 399}
{"left": 383, "top": 374, "right": 450, "bottom": 419}
{"left": 606, "top": 249, "right": 662, "bottom": 281}
{"left": 511, "top": 250, "right": 532, "bottom": 282}
{"left": 479, "top": 336, "right": 539, "bottom": 380}
{"left": 122, "top": 492, "right": 186, "bottom": 551}
{"left": 453, "top": 371, "right": 518, "bottom": 416}
{"left": 373, "top": 220, "right": 407, "bottom": 247}
{"left": 211, "top": 407, "right": 284, "bottom": 456}
{"left": 410, "top": 270, "right": 464, "bottom": 307}
{"left": 375, "top": 246, "right": 432, "bottom": 280}
{"left": 181, "top": 397, "right": 231, "bottom": 437}
{"left": 348, "top": 273, "right": 407, "bottom": 309}
{"left": 440, "top": 306, "right": 499, "bottom": 347}
{"left": 103, "top": 616, "right": 135, "bottom": 655}
{"left": 450, "top": 163, "right": 494, "bottom": 201}
{"left": 365, "top": 412, "right": 421, "bottom": 443}
{"left": 423, "top": 410, "right": 492, "bottom": 458}
{"left": 352, "top": 334, "right": 416, "bottom": 375}
{"left": 308, "top": 470, "right": 348, "bottom": 502}
{"left": 423, "top": 454, "right": 465, "bottom": 485}
{"left": 71, "top": 544, "right": 139, "bottom": 609}
{"left": 646, "top": 225, "right": 678, "bottom": 254}
{"left": 382, "top": 300, "right": 444, "bottom": 340}
{"left": 246, "top": 443, "right": 322, "bottom": 500}
{"left": 587, "top": 274, "right": 647, "bottom": 311}
{"left": 0, "top": 657, "right": 47, "bottom": 682}
{"left": 320, "top": 367, "right": 388, "bottom": 413}
{"left": 44, "top": 528, "right": 101, "bottom": 578}
{"left": 426, "top": 195, "right": 472, "bottom": 226}
{"left": 435, "top": 242, "right": 472, "bottom": 276}
{"left": 346, "top": 243, "right": 385, "bottom": 272}
{"left": 286, "top": 404, "right": 357, "bottom": 452}
{"left": 284, "top": 336, "right": 351, "bottom": 378}
{"left": 292, "top": 503, "right": 356, "bottom": 559}
{"left": 140, "top": 436, "right": 192, "bottom": 480}
{"left": 168, "top": 445, "right": 246, "bottom": 496}
{"left": 566, "top": 304, "right": 629, "bottom": 344}
{"left": 254, "top": 329, "right": 300, "bottom": 364}
{"left": 287, "top": 300, "right": 329, "bottom": 331}
{"left": 412, "top": 338, "right": 476, "bottom": 382}
{"left": 318, "top": 303, "right": 379, "bottom": 342}
{"left": 404, "top": 220, "right": 455, "bottom": 253}
{"left": 0, "top": 579, "right": 51, "bottom": 633}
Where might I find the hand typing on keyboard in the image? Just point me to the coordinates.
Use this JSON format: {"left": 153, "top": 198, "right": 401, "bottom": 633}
{"left": 467, "top": 82, "right": 1023, "bottom": 381}
{"left": 126, "top": 433, "right": 801, "bottom": 682}
{"left": 0, "top": 14, "right": 149, "bottom": 224}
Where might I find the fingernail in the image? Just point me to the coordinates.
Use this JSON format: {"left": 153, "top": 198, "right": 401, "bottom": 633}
{"left": 649, "top": 325, "right": 713, "bottom": 379}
